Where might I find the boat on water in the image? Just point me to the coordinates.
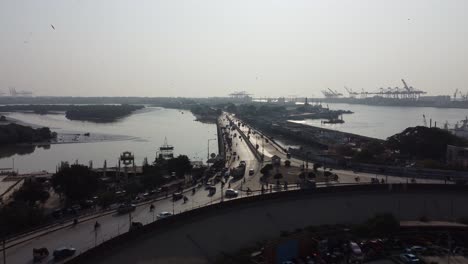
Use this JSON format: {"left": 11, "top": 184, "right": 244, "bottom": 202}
{"left": 158, "top": 137, "right": 174, "bottom": 159}
{"left": 322, "top": 119, "right": 344, "bottom": 124}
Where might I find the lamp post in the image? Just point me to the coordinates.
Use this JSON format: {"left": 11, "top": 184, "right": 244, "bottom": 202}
{"left": 207, "top": 138, "right": 217, "bottom": 161}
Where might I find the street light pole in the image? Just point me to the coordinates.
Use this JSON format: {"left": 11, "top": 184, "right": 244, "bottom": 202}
{"left": 262, "top": 137, "right": 264, "bottom": 162}
{"left": 207, "top": 138, "right": 217, "bottom": 161}
{"left": 2, "top": 238, "right": 6, "bottom": 264}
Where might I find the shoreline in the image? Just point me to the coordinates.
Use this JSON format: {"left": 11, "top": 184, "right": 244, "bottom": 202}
{"left": 1, "top": 114, "right": 137, "bottom": 146}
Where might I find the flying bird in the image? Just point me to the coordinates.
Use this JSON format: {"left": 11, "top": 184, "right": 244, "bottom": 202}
{"left": 51, "top": 24, "right": 55, "bottom": 30}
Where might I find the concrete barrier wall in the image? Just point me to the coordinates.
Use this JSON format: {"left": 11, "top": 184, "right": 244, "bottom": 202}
{"left": 70, "top": 184, "right": 468, "bottom": 264}
{"left": 215, "top": 118, "right": 225, "bottom": 160}
{"left": 229, "top": 116, "right": 262, "bottom": 161}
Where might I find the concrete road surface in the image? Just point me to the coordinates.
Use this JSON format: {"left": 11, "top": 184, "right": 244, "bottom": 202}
{"left": 230, "top": 114, "right": 451, "bottom": 186}
{"left": 1, "top": 117, "right": 261, "bottom": 264}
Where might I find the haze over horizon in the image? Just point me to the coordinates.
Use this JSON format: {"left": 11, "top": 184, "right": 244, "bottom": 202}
{"left": 1, "top": 0, "right": 467, "bottom": 98}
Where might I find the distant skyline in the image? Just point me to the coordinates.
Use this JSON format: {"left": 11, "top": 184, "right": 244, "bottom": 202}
{"left": 1, "top": 0, "right": 467, "bottom": 97}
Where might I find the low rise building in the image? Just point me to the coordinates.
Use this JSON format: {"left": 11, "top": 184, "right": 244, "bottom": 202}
{"left": 446, "top": 145, "right": 468, "bottom": 168}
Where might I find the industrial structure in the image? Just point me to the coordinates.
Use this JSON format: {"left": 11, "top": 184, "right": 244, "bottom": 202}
{"left": 321, "top": 79, "right": 427, "bottom": 100}
{"left": 8, "top": 87, "right": 33, "bottom": 96}
{"left": 453, "top": 89, "right": 468, "bottom": 101}
{"left": 321, "top": 88, "right": 343, "bottom": 98}
{"left": 228, "top": 91, "right": 252, "bottom": 100}
{"left": 375, "top": 79, "right": 426, "bottom": 99}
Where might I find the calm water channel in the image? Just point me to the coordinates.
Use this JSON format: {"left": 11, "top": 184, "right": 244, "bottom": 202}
{"left": 2, "top": 103, "right": 466, "bottom": 173}
{"left": 0, "top": 107, "right": 218, "bottom": 173}
{"left": 297, "top": 103, "right": 468, "bottom": 139}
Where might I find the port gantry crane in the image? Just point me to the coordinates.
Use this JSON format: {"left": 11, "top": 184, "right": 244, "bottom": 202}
{"left": 9, "top": 87, "right": 33, "bottom": 96}
{"left": 454, "top": 89, "right": 459, "bottom": 100}
{"left": 365, "top": 79, "right": 426, "bottom": 99}
{"left": 321, "top": 88, "right": 342, "bottom": 98}
{"left": 344, "top": 86, "right": 358, "bottom": 98}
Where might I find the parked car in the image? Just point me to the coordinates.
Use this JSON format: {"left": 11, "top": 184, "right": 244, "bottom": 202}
{"left": 172, "top": 192, "right": 183, "bottom": 201}
{"left": 117, "top": 203, "right": 136, "bottom": 214}
{"left": 52, "top": 209, "right": 63, "bottom": 219}
{"left": 349, "top": 241, "right": 364, "bottom": 263}
{"left": 157, "top": 211, "right": 173, "bottom": 219}
{"left": 71, "top": 204, "right": 81, "bottom": 212}
{"left": 129, "top": 221, "right": 143, "bottom": 231}
{"left": 239, "top": 161, "right": 246, "bottom": 167}
{"left": 33, "top": 247, "right": 49, "bottom": 262}
{"left": 64, "top": 207, "right": 78, "bottom": 215}
{"left": 361, "top": 239, "right": 384, "bottom": 259}
{"left": 53, "top": 246, "right": 76, "bottom": 259}
{"left": 225, "top": 189, "right": 239, "bottom": 198}
{"left": 405, "top": 246, "right": 426, "bottom": 254}
{"left": 207, "top": 186, "right": 216, "bottom": 196}
{"left": 249, "top": 169, "right": 254, "bottom": 175}
{"left": 80, "top": 200, "right": 95, "bottom": 209}
{"left": 400, "top": 253, "right": 421, "bottom": 263}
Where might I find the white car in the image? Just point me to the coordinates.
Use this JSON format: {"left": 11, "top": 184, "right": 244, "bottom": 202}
{"left": 400, "top": 253, "right": 421, "bottom": 263}
{"left": 156, "top": 212, "right": 173, "bottom": 219}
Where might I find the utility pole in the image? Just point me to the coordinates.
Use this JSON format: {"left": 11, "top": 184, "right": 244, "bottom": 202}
{"left": 221, "top": 183, "right": 224, "bottom": 202}
{"left": 262, "top": 137, "right": 264, "bottom": 162}
{"left": 207, "top": 138, "right": 216, "bottom": 161}
{"left": 3, "top": 238, "right": 6, "bottom": 264}
{"left": 128, "top": 211, "right": 132, "bottom": 226}
{"left": 448, "top": 232, "right": 451, "bottom": 264}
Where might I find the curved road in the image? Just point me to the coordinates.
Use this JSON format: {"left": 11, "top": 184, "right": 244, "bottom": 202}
{"left": 2, "top": 116, "right": 261, "bottom": 264}
{"left": 1, "top": 114, "right": 447, "bottom": 264}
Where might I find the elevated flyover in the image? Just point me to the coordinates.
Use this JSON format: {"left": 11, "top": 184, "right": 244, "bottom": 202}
{"left": 71, "top": 184, "right": 468, "bottom": 264}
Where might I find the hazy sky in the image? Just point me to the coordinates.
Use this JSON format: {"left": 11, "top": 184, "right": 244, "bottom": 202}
{"left": 1, "top": 0, "right": 467, "bottom": 97}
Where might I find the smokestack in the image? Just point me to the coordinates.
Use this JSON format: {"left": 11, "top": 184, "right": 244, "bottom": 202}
{"left": 430, "top": 119, "right": 432, "bottom": 128}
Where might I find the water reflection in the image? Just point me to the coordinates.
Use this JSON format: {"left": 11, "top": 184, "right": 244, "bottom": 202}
{"left": 0, "top": 144, "right": 50, "bottom": 159}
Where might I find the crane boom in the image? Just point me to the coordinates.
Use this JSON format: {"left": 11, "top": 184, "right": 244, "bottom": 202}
{"left": 454, "top": 89, "right": 459, "bottom": 100}
{"left": 327, "top": 88, "right": 337, "bottom": 95}
{"left": 401, "top": 79, "right": 410, "bottom": 91}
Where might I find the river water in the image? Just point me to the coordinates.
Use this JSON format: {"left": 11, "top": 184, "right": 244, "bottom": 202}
{"left": 2, "top": 103, "right": 466, "bottom": 173}
{"left": 294, "top": 103, "right": 468, "bottom": 139}
{"left": 0, "top": 107, "right": 218, "bottom": 173}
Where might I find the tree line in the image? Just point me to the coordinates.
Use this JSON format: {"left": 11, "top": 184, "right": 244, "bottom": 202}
{"left": 0, "top": 123, "right": 56, "bottom": 145}
{"left": 0, "top": 104, "right": 144, "bottom": 122}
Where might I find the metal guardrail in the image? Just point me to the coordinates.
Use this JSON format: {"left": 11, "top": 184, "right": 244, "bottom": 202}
{"left": 67, "top": 183, "right": 468, "bottom": 264}
{"left": 1, "top": 185, "right": 198, "bottom": 251}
